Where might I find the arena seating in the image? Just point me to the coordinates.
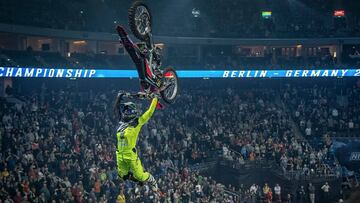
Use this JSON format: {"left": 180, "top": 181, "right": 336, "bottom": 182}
{"left": 1, "top": 78, "right": 358, "bottom": 202}
{"left": 0, "top": 0, "right": 360, "bottom": 38}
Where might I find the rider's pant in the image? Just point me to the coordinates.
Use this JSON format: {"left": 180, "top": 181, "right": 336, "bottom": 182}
{"left": 117, "top": 155, "right": 150, "bottom": 182}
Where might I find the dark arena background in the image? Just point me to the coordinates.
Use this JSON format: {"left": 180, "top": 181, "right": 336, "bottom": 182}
{"left": 0, "top": 0, "right": 360, "bottom": 203}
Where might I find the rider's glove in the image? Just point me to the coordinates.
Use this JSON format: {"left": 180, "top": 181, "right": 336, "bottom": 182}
{"left": 137, "top": 92, "right": 158, "bottom": 100}
{"left": 137, "top": 92, "right": 148, "bottom": 100}
{"left": 148, "top": 92, "right": 158, "bottom": 99}
{"left": 117, "top": 91, "right": 130, "bottom": 98}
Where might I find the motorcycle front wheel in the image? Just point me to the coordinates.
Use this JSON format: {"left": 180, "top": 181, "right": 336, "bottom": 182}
{"left": 128, "top": 1, "right": 152, "bottom": 42}
{"left": 160, "top": 67, "right": 179, "bottom": 104}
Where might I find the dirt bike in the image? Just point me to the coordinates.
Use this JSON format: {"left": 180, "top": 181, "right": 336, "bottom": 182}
{"left": 116, "top": 1, "right": 179, "bottom": 104}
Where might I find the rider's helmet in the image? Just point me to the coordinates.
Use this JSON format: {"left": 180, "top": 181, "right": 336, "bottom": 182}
{"left": 120, "top": 102, "right": 140, "bottom": 122}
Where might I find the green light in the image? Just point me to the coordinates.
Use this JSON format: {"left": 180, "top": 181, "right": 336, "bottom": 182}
{"left": 262, "top": 11, "right": 272, "bottom": 19}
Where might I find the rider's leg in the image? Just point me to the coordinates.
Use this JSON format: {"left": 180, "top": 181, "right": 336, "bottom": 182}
{"left": 117, "top": 157, "right": 145, "bottom": 186}
{"left": 121, "top": 172, "right": 144, "bottom": 186}
{"left": 116, "top": 158, "right": 130, "bottom": 181}
{"left": 146, "top": 174, "right": 159, "bottom": 192}
{"left": 129, "top": 158, "right": 159, "bottom": 192}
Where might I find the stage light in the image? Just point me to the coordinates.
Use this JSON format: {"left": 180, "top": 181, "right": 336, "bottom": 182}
{"left": 262, "top": 11, "right": 272, "bottom": 19}
{"left": 73, "top": 40, "right": 86, "bottom": 45}
{"left": 334, "top": 10, "right": 345, "bottom": 18}
{"left": 192, "top": 8, "right": 200, "bottom": 18}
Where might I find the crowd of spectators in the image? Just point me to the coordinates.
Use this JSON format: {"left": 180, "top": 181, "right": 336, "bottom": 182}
{"left": 190, "top": 86, "right": 338, "bottom": 179}
{"left": 0, "top": 85, "right": 240, "bottom": 202}
{"left": 282, "top": 84, "right": 360, "bottom": 137}
{"left": 1, "top": 46, "right": 356, "bottom": 73}
{"left": 0, "top": 49, "right": 130, "bottom": 70}
{"left": 1, "top": 77, "right": 359, "bottom": 202}
{"left": 1, "top": 0, "right": 360, "bottom": 38}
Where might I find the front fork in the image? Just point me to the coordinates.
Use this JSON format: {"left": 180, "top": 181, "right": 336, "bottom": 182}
{"left": 145, "top": 32, "right": 156, "bottom": 79}
{"left": 144, "top": 32, "right": 163, "bottom": 87}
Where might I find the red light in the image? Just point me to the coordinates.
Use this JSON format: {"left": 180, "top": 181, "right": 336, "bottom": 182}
{"left": 164, "top": 72, "right": 174, "bottom": 78}
{"left": 334, "top": 10, "right": 345, "bottom": 17}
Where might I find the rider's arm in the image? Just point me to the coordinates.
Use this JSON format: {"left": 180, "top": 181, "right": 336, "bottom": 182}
{"left": 114, "top": 92, "right": 126, "bottom": 120}
{"left": 138, "top": 97, "right": 158, "bottom": 125}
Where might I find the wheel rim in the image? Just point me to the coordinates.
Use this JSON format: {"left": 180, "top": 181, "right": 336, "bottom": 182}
{"left": 134, "top": 6, "right": 151, "bottom": 35}
{"left": 163, "top": 71, "right": 178, "bottom": 101}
